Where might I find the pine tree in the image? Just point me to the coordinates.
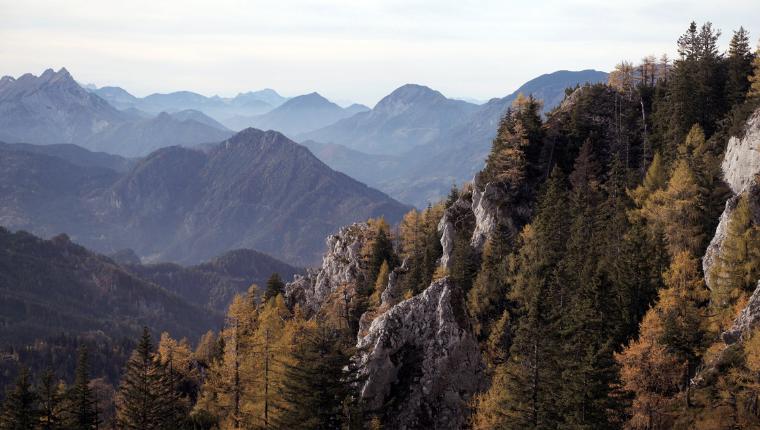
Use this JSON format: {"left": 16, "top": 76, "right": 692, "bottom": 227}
{"left": 65, "top": 347, "right": 100, "bottom": 430}
{"left": 0, "top": 367, "right": 39, "bottom": 430}
{"left": 116, "top": 328, "right": 164, "bottom": 430}
{"left": 279, "top": 324, "right": 362, "bottom": 429}
{"left": 725, "top": 27, "right": 754, "bottom": 106}
{"left": 264, "top": 273, "right": 285, "bottom": 302}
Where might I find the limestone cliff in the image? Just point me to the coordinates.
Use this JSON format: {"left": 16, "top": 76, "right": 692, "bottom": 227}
{"left": 356, "top": 277, "right": 485, "bottom": 430}
{"left": 284, "top": 223, "right": 369, "bottom": 314}
{"left": 703, "top": 107, "right": 760, "bottom": 286}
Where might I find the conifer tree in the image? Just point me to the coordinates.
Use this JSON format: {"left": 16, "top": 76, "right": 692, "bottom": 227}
{"left": 616, "top": 251, "right": 709, "bottom": 428}
{"left": 264, "top": 273, "right": 285, "bottom": 302}
{"left": 0, "top": 366, "right": 39, "bottom": 430}
{"left": 748, "top": 39, "right": 760, "bottom": 99}
{"left": 116, "top": 328, "right": 166, "bottom": 430}
{"left": 641, "top": 159, "right": 705, "bottom": 257}
{"left": 279, "top": 323, "right": 362, "bottom": 430}
{"left": 725, "top": 27, "right": 754, "bottom": 106}
{"left": 467, "top": 234, "right": 508, "bottom": 340}
{"left": 66, "top": 347, "right": 100, "bottom": 430}
{"left": 38, "top": 368, "right": 63, "bottom": 430}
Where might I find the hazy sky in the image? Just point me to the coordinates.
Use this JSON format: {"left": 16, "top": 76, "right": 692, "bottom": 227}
{"left": 1, "top": 0, "right": 759, "bottom": 106}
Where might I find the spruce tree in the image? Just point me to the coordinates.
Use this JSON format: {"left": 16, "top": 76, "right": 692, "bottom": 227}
{"left": 725, "top": 27, "right": 754, "bottom": 106}
{"left": 116, "top": 328, "right": 163, "bottom": 430}
{"left": 264, "top": 273, "right": 285, "bottom": 301}
{"left": 65, "top": 347, "right": 100, "bottom": 430}
{"left": 279, "top": 324, "right": 362, "bottom": 430}
{"left": 0, "top": 366, "right": 39, "bottom": 430}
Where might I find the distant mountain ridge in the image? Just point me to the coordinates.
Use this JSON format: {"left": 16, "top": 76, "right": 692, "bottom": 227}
{"left": 0, "top": 68, "right": 128, "bottom": 144}
{"left": 301, "top": 84, "right": 479, "bottom": 155}
{"left": 0, "top": 68, "right": 234, "bottom": 156}
{"left": 0, "top": 128, "right": 409, "bottom": 265}
{"left": 92, "top": 86, "right": 289, "bottom": 120}
{"left": 301, "top": 70, "right": 609, "bottom": 205}
{"left": 226, "top": 92, "right": 369, "bottom": 136}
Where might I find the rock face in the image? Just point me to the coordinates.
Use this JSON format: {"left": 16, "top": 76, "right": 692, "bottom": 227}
{"left": 703, "top": 107, "right": 760, "bottom": 286}
{"left": 721, "top": 109, "right": 760, "bottom": 195}
{"left": 356, "top": 277, "right": 485, "bottom": 430}
{"left": 284, "top": 223, "right": 369, "bottom": 313}
{"left": 722, "top": 281, "right": 760, "bottom": 344}
{"left": 438, "top": 195, "right": 475, "bottom": 269}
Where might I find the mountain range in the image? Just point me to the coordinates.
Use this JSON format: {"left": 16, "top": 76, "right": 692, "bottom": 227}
{"left": 0, "top": 68, "right": 234, "bottom": 156}
{"left": 0, "top": 128, "right": 409, "bottom": 265}
{"left": 91, "top": 86, "right": 289, "bottom": 120}
{"left": 225, "top": 92, "right": 370, "bottom": 136}
{"left": 0, "top": 67, "right": 607, "bottom": 206}
{"left": 303, "top": 69, "right": 609, "bottom": 205}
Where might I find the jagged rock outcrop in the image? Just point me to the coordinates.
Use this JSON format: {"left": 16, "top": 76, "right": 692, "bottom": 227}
{"left": 703, "top": 107, "right": 760, "bottom": 285}
{"left": 722, "top": 281, "right": 760, "bottom": 344}
{"left": 437, "top": 195, "right": 475, "bottom": 269}
{"left": 356, "top": 277, "right": 485, "bottom": 430}
{"left": 470, "top": 183, "right": 504, "bottom": 250}
{"left": 284, "top": 223, "right": 369, "bottom": 313}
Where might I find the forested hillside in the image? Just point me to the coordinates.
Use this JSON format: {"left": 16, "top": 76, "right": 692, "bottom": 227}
{"left": 2, "top": 21, "right": 760, "bottom": 430}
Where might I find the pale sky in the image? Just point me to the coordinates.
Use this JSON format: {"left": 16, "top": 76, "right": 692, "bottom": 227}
{"left": 1, "top": 0, "right": 758, "bottom": 106}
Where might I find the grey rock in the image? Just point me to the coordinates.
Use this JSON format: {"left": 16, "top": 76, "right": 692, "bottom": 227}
{"left": 284, "top": 223, "right": 370, "bottom": 313}
{"left": 721, "top": 108, "right": 760, "bottom": 195}
{"left": 703, "top": 195, "right": 740, "bottom": 289}
{"left": 703, "top": 107, "right": 760, "bottom": 288}
{"left": 356, "top": 277, "right": 485, "bottom": 430}
{"left": 438, "top": 196, "right": 475, "bottom": 269}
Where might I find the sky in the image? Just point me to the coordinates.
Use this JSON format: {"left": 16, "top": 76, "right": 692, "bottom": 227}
{"left": 1, "top": 0, "right": 759, "bottom": 106}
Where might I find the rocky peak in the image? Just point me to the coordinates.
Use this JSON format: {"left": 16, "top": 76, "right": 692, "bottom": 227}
{"left": 356, "top": 277, "right": 485, "bottom": 429}
{"left": 438, "top": 193, "right": 476, "bottom": 269}
{"left": 284, "top": 223, "right": 370, "bottom": 314}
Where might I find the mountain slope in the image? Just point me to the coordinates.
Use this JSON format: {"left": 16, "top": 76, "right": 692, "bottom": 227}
{"left": 125, "top": 248, "right": 303, "bottom": 311}
{"left": 301, "top": 70, "right": 608, "bottom": 206}
{"left": 233, "top": 93, "right": 367, "bottom": 136}
{"left": 169, "top": 109, "right": 230, "bottom": 131}
{"left": 0, "top": 129, "right": 409, "bottom": 265}
{"left": 0, "top": 141, "right": 134, "bottom": 172}
{"left": 83, "top": 111, "right": 233, "bottom": 156}
{"left": 301, "top": 84, "right": 479, "bottom": 155}
{"left": 0, "top": 68, "right": 128, "bottom": 144}
{"left": 0, "top": 228, "right": 220, "bottom": 345}
{"left": 100, "top": 128, "right": 409, "bottom": 264}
